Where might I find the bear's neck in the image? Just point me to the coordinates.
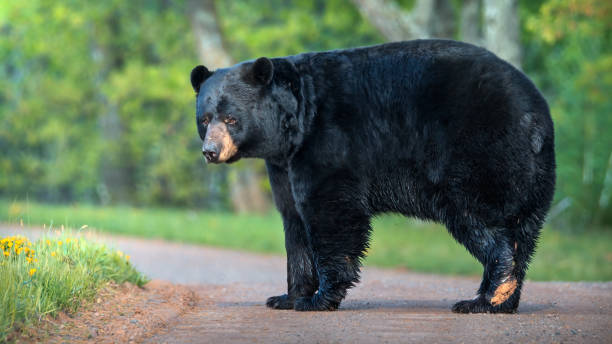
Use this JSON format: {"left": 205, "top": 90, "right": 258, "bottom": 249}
{"left": 283, "top": 53, "right": 355, "bottom": 158}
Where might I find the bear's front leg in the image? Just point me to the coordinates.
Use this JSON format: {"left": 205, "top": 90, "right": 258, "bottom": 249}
{"left": 266, "top": 215, "right": 318, "bottom": 309}
{"left": 266, "top": 162, "right": 318, "bottom": 309}
{"left": 290, "top": 169, "right": 371, "bottom": 311}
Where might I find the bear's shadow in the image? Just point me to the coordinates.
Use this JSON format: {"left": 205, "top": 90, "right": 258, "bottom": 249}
{"left": 217, "top": 299, "right": 554, "bottom": 314}
{"left": 341, "top": 299, "right": 553, "bottom": 313}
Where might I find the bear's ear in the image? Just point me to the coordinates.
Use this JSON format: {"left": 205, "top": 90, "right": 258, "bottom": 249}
{"left": 252, "top": 57, "right": 274, "bottom": 85}
{"left": 191, "top": 65, "right": 213, "bottom": 93}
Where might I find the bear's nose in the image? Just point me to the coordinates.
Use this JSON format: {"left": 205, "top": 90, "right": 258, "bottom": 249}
{"left": 202, "top": 142, "right": 219, "bottom": 163}
{"left": 203, "top": 150, "right": 217, "bottom": 162}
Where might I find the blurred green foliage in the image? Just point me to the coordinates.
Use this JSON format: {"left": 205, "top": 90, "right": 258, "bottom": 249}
{"left": 0, "top": 0, "right": 610, "bottom": 230}
{"left": 0, "top": 1, "right": 218, "bottom": 207}
{"left": 217, "top": 0, "right": 382, "bottom": 60}
{"left": 522, "top": 0, "right": 612, "bottom": 228}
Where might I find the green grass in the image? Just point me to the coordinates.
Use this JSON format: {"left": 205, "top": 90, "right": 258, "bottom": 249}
{"left": 0, "top": 232, "right": 148, "bottom": 341}
{"left": 2, "top": 199, "right": 611, "bottom": 282}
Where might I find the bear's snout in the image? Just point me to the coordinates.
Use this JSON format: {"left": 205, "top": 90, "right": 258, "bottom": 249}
{"left": 202, "top": 121, "right": 238, "bottom": 163}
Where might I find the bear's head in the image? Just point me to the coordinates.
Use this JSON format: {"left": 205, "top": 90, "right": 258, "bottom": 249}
{"left": 191, "top": 57, "right": 300, "bottom": 164}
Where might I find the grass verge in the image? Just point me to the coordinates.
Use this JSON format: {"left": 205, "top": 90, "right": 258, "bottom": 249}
{"left": 1, "top": 199, "right": 611, "bottom": 282}
{"left": 0, "top": 232, "right": 148, "bottom": 342}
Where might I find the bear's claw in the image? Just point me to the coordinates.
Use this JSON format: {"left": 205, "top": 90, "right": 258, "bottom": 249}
{"left": 266, "top": 294, "right": 294, "bottom": 309}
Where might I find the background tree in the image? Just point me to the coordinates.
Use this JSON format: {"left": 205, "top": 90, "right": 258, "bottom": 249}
{"left": 484, "top": 0, "right": 521, "bottom": 68}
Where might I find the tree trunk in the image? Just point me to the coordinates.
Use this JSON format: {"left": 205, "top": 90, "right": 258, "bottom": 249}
{"left": 92, "top": 14, "right": 130, "bottom": 205}
{"left": 428, "top": 0, "right": 455, "bottom": 38}
{"left": 188, "top": 0, "right": 232, "bottom": 69}
{"left": 188, "top": 0, "right": 270, "bottom": 213}
{"left": 483, "top": 0, "right": 521, "bottom": 69}
{"left": 351, "top": 0, "right": 455, "bottom": 40}
{"left": 460, "top": 0, "right": 482, "bottom": 46}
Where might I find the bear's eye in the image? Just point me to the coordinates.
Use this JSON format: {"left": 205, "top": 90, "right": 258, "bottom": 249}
{"left": 224, "top": 116, "right": 237, "bottom": 126}
{"left": 201, "top": 117, "right": 210, "bottom": 126}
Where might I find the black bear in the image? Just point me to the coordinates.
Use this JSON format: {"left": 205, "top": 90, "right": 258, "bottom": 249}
{"left": 190, "top": 40, "right": 556, "bottom": 313}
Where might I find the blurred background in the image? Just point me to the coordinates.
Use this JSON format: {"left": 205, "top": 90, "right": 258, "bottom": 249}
{"left": 1, "top": 0, "right": 610, "bottom": 281}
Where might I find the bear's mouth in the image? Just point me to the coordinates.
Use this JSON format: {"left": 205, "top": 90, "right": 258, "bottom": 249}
{"left": 225, "top": 152, "right": 242, "bottom": 164}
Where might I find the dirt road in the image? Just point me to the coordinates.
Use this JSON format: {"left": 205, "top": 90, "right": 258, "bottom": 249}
{"left": 2, "top": 225, "right": 611, "bottom": 343}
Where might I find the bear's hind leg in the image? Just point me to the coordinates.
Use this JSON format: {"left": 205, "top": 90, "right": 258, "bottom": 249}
{"left": 450, "top": 225, "right": 537, "bottom": 314}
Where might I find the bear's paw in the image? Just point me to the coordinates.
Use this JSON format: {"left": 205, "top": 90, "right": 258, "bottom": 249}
{"left": 266, "top": 294, "right": 294, "bottom": 310}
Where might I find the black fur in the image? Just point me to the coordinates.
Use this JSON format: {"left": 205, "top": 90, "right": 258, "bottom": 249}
{"left": 191, "top": 40, "right": 556, "bottom": 313}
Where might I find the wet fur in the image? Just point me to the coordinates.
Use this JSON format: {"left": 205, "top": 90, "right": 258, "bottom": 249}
{"left": 192, "top": 40, "right": 556, "bottom": 313}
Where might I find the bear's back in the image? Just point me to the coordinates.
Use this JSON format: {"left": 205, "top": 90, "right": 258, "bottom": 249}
{"left": 288, "top": 40, "right": 555, "bottom": 224}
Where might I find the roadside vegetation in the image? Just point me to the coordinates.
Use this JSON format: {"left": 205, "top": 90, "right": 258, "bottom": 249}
{"left": 0, "top": 230, "right": 148, "bottom": 341}
{"left": 2, "top": 199, "right": 610, "bottom": 282}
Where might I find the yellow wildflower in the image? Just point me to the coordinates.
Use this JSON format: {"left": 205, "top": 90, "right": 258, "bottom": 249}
{"left": 125, "top": 255, "right": 131, "bottom": 261}
{"left": 29, "top": 268, "right": 36, "bottom": 276}
{"left": 46, "top": 239, "right": 51, "bottom": 246}
{"left": 116, "top": 251, "right": 123, "bottom": 257}
{"left": 66, "top": 238, "right": 71, "bottom": 244}
{"left": 58, "top": 241, "right": 63, "bottom": 246}
{"left": 3, "top": 251, "right": 8, "bottom": 257}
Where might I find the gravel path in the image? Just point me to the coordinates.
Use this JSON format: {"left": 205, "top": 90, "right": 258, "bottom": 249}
{"left": 2, "top": 224, "right": 611, "bottom": 343}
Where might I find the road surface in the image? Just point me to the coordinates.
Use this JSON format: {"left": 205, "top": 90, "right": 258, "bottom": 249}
{"left": 2, "top": 225, "right": 611, "bottom": 343}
